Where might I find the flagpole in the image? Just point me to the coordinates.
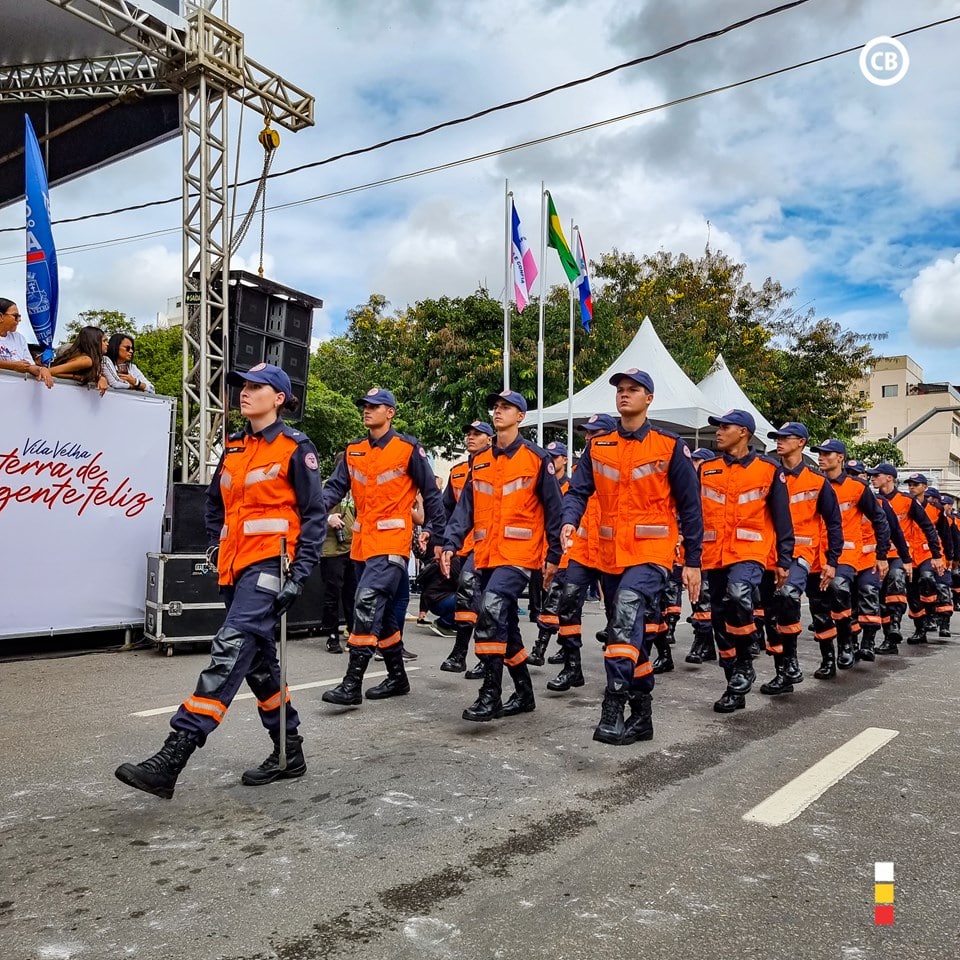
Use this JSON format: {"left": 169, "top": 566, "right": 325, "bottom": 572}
{"left": 503, "top": 178, "right": 511, "bottom": 390}
{"left": 568, "top": 221, "right": 576, "bottom": 456}
{"left": 537, "top": 183, "right": 547, "bottom": 446}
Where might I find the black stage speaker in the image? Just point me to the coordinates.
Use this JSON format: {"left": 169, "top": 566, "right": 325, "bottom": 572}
{"left": 225, "top": 271, "right": 323, "bottom": 420}
{"left": 169, "top": 482, "right": 210, "bottom": 552}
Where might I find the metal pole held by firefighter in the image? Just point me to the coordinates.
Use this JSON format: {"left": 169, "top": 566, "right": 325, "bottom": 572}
{"left": 278, "top": 536, "right": 289, "bottom": 771}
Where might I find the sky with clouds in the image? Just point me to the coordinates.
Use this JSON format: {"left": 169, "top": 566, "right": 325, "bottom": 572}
{"left": 2, "top": 0, "right": 959, "bottom": 384}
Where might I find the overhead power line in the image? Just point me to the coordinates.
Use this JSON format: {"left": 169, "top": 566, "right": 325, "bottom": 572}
{"left": 0, "top": 12, "right": 956, "bottom": 266}
{"left": 0, "top": 0, "right": 817, "bottom": 233}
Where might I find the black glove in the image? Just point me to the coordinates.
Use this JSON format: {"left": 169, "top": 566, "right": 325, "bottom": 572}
{"left": 273, "top": 578, "right": 302, "bottom": 615}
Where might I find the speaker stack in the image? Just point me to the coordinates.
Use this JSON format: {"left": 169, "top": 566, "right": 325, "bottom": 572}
{"left": 226, "top": 270, "right": 323, "bottom": 418}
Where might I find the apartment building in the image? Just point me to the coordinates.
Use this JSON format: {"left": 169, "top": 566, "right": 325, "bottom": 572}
{"left": 852, "top": 356, "right": 960, "bottom": 494}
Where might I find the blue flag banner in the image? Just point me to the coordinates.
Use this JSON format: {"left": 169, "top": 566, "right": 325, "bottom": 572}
{"left": 24, "top": 115, "right": 58, "bottom": 364}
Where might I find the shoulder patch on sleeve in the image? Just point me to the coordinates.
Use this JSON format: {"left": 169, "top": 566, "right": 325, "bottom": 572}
{"left": 547, "top": 461, "right": 556, "bottom": 475}
{"left": 418, "top": 446, "right": 426, "bottom": 458}
{"left": 304, "top": 451, "right": 319, "bottom": 471}
{"left": 683, "top": 445, "right": 692, "bottom": 458}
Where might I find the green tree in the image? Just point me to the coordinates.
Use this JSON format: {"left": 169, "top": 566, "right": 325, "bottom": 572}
{"left": 62, "top": 308, "right": 134, "bottom": 342}
{"left": 298, "top": 376, "right": 364, "bottom": 475}
{"left": 135, "top": 324, "right": 183, "bottom": 398}
{"left": 847, "top": 438, "right": 906, "bottom": 467}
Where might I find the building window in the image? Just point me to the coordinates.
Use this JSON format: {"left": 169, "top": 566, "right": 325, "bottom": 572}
{"left": 953, "top": 421, "right": 960, "bottom": 438}
{"left": 881, "top": 384, "right": 898, "bottom": 398}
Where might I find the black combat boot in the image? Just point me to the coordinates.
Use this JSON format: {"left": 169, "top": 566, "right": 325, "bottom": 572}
{"left": 501, "top": 662, "right": 536, "bottom": 716}
{"left": 938, "top": 614, "right": 952, "bottom": 639}
{"left": 528, "top": 630, "right": 550, "bottom": 667}
{"left": 547, "top": 645, "right": 566, "bottom": 665}
{"left": 748, "top": 634, "right": 762, "bottom": 658}
{"left": 727, "top": 652, "right": 755, "bottom": 694}
{"left": 781, "top": 635, "right": 803, "bottom": 685}
{"left": 759, "top": 655, "right": 794, "bottom": 696}
{"left": 858, "top": 626, "right": 878, "bottom": 662}
{"left": 664, "top": 614, "right": 679, "bottom": 646}
{"left": 652, "top": 634, "right": 674, "bottom": 674}
{"left": 623, "top": 690, "right": 654, "bottom": 742}
{"left": 546, "top": 646, "right": 585, "bottom": 691}
{"left": 813, "top": 640, "right": 836, "bottom": 679}
{"left": 440, "top": 626, "right": 471, "bottom": 672}
{"left": 325, "top": 634, "right": 343, "bottom": 654}
{"left": 836, "top": 623, "right": 856, "bottom": 670}
{"left": 593, "top": 684, "right": 629, "bottom": 744}
{"left": 241, "top": 728, "right": 307, "bottom": 785}
{"left": 464, "top": 661, "right": 484, "bottom": 679}
{"left": 876, "top": 614, "right": 902, "bottom": 654}
{"left": 321, "top": 649, "right": 368, "bottom": 705}
{"left": 365, "top": 646, "right": 410, "bottom": 699}
{"left": 595, "top": 627, "right": 609, "bottom": 646}
{"left": 907, "top": 618, "right": 928, "bottom": 644}
{"left": 714, "top": 667, "right": 746, "bottom": 712}
{"left": 115, "top": 730, "right": 199, "bottom": 799}
{"left": 685, "top": 636, "right": 707, "bottom": 664}
{"left": 462, "top": 659, "right": 504, "bottom": 722}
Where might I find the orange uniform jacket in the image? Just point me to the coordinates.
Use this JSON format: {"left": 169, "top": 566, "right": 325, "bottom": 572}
{"left": 826, "top": 475, "right": 890, "bottom": 569}
{"left": 699, "top": 451, "right": 794, "bottom": 571}
{"left": 779, "top": 462, "right": 843, "bottom": 574}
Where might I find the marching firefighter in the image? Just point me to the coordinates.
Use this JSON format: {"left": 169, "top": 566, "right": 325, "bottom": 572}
{"left": 809, "top": 439, "right": 889, "bottom": 677}
{"left": 544, "top": 414, "right": 618, "bottom": 694}
{"left": 923, "top": 487, "right": 956, "bottom": 638}
{"left": 700, "top": 410, "right": 794, "bottom": 713}
{"left": 115, "top": 363, "right": 326, "bottom": 799}
{"left": 685, "top": 448, "right": 719, "bottom": 666}
{"left": 320, "top": 387, "right": 445, "bottom": 706}
{"left": 902, "top": 473, "right": 948, "bottom": 643}
{"left": 440, "top": 389, "right": 564, "bottom": 722}
{"left": 561, "top": 369, "right": 703, "bottom": 744}
{"left": 759, "top": 422, "right": 843, "bottom": 695}
{"left": 438, "top": 420, "right": 494, "bottom": 674}
{"left": 530, "top": 440, "right": 571, "bottom": 667}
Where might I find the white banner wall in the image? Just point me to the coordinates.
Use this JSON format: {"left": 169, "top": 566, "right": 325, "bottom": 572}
{"left": 1, "top": 373, "right": 174, "bottom": 638}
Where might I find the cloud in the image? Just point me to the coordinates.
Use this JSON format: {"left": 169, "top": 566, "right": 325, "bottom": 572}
{"left": 902, "top": 253, "right": 960, "bottom": 347}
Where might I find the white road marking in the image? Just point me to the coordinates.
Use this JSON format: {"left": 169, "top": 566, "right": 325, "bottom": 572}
{"left": 130, "top": 667, "right": 421, "bottom": 717}
{"left": 743, "top": 726, "right": 899, "bottom": 826}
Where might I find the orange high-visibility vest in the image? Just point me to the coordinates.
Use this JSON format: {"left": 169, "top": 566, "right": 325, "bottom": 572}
{"left": 448, "top": 459, "right": 475, "bottom": 557}
{"left": 471, "top": 444, "right": 547, "bottom": 570}
{"left": 831, "top": 475, "right": 867, "bottom": 568}
{"left": 217, "top": 431, "right": 302, "bottom": 586}
{"left": 887, "top": 491, "right": 932, "bottom": 565}
{"left": 590, "top": 428, "right": 680, "bottom": 573}
{"left": 859, "top": 506, "right": 878, "bottom": 571}
{"left": 346, "top": 434, "right": 418, "bottom": 561}
{"left": 567, "top": 488, "right": 601, "bottom": 570}
{"left": 700, "top": 456, "right": 779, "bottom": 570}
{"left": 783, "top": 466, "right": 829, "bottom": 573}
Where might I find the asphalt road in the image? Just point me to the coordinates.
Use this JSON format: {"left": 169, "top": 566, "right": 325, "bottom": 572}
{"left": 1, "top": 607, "right": 958, "bottom": 960}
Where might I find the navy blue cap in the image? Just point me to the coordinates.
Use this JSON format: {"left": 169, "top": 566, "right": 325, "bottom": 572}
{"left": 463, "top": 420, "right": 494, "bottom": 437}
{"left": 867, "top": 462, "right": 898, "bottom": 478}
{"left": 578, "top": 413, "right": 617, "bottom": 434}
{"left": 767, "top": 421, "right": 809, "bottom": 440}
{"left": 846, "top": 460, "right": 868, "bottom": 475}
{"left": 546, "top": 441, "right": 568, "bottom": 457}
{"left": 692, "top": 447, "right": 716, "bottom": 461}
{"left": 227, "top": 362, "right": 292, "bottom": 398}
{"left": 906, "top": 472, "right": 928, "bottom": 485}
{"left": 941, "top": 494, "right": 955, "bottom": 505}
{"left": 925, "top": 487, "right": 941, "bottom": 498}
{"left": 810, "top": 438, "right": 848, "bottom": 456}
{"left": 486, "top": 388, "right": 527, "bottom": 414}
{"left": 609, "top": 367, "right": 655, "bottom": 392}
{"left": 708, "top": 409, "right": 756, "bottom": 434}
{"left": 357, "top": 386, "right": 397, "bottom": 408}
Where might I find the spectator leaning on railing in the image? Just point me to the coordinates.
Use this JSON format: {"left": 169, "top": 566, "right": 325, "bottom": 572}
{"left": 102, "top": 333, "right": 155, "bottom": 394}
{"left": 49, "top": 325, "right": 109, "bottom": 394}
{"left": 0, "top": 297, "right": 53, "bottom": 388}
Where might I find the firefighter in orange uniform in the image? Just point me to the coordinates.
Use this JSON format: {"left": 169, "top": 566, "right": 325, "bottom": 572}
{"left": 685, "top": 448, "right": 720, "bottom": 666}
{"left": 543, "top": 414, "right": 618, "bottom": 693}
{"left": 700, "top": 409, "right": 794, "bottom": 713}
{"left": 115, "top": 364, "right": 326, "bottom": 799}
{"left": 440, "top": 390, "right": 564, "bottom": 722}
{"left": 438, "top": 420, "right": 494, "bottom": 674}
{"left": 921, "top": 485, "right": 955, "bottom": 638}
{"left": 562, "top": 369, "right": 703, "bottom": 745}
{"left": 809, "top": 439, "right": 889, "bottom": 677}
{"left": 758, "top": 421, "right": 843, "bottom": 695}
{"left": 530, "top": 440, "right": 571, "bottom": 667}
{"left": 320, "top": 387, "right": 446, "bottom": 705}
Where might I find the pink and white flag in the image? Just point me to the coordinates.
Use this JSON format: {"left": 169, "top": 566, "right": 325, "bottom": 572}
{"left": 510, "top": 199, "right": 538, "bottom": 312}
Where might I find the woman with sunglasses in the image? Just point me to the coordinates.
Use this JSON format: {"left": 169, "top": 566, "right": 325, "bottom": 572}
{"left": 0, "top": 297, "right": 53, "bottom": 388}
{"left": 102, "top": 333, "right": 155, "bottom": 393}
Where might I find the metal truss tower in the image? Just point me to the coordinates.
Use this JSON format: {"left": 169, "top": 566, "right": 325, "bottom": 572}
{"left": 0, "top": 0, "right": 315, "bottom": 481}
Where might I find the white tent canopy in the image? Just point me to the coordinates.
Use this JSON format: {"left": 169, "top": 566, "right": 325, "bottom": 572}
{"left": 697, "top": 354, "right": 778, "bottom": 452}
{"left": 531, "top": 317, "right": 723, "bottom": 432}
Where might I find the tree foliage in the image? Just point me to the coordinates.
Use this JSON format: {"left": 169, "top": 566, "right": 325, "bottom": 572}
{"left": 62, "top": 308, "right": 134, "bottom": 342}
{"left": 847, "top": 438, "right": 907, "bottom": 467}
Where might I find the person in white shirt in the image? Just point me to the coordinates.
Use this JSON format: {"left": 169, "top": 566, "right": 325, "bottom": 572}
{"left": 0, "top": 297, "right": 53, "bottom": 388}
{"left": 102, "top": 333, "right": 155, "bottom": 394}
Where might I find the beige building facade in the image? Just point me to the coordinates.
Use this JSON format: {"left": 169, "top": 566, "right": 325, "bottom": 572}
{"left": 853, "top": 355, "right": 960, "bottom": 494}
